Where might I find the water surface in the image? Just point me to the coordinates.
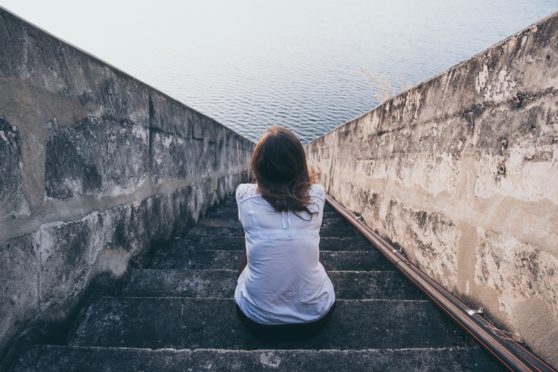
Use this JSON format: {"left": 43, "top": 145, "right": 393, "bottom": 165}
{"left": 1, "top": 0, "right": 557, "bottom": 142}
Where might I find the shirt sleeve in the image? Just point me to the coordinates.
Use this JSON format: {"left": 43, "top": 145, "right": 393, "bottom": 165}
{"left": 311, "top": 184, "right": 326, "bottom": 201}
{"left": 235, "top": 184, "right": 244, "bottom": 223}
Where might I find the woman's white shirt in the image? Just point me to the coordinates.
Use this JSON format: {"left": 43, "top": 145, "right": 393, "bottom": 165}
{"left": 234, "top": 183, "right": 336, "bottom": 325}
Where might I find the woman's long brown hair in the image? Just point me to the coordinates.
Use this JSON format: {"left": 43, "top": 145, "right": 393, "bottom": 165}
{"left": 251, "top": 126, "right": 319, "bottom": 218}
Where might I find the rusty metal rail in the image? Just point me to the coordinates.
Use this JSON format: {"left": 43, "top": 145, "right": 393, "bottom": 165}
{"left": 326, "top": 195, "right": 556, "bottom": 372}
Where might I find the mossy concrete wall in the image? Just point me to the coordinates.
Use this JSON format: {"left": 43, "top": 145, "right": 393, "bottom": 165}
{"left": 0, "top": 7, "right": 253, "bottom": 359}
{"left": 305, "top": 12, "right": 558, "bottom": 366}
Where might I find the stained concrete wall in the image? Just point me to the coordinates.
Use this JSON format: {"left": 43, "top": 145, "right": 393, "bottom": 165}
{"left": 0, "top": 7, "right": 253, "bottom": 360}
{"left": 305, "top": 12, "right": 558, "bottom": 366}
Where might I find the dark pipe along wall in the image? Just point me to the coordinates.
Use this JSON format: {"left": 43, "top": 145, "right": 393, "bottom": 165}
{"left": 0, "top": 7, "right": 253, "bottom": 360}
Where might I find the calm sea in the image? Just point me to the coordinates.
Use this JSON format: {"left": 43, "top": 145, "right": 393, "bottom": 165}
{"left": 1, "top": 0, "right": 557, "bottom": 142}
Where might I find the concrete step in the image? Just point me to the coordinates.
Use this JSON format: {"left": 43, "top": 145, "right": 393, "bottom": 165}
{"left": 159, "top": 236, "right": 373, "bottom": 252}
{"left": 150, "top": 249, "right": 395, "bottom": 271}
{"left": 118, "top": 269, "right": 424, "bottom": 300}
{"left": 187, "top": 225, "right": 360, "bottom": 238}
{"left": 320, "top": 217, "right": 353, "bottom": 227}
{"left": 69, "top": 298, "right": 474, "bottom": 350}
{"left": 197, "top": 218, "right": 243, "bottom": 228}
{"left": 8, "top": 345, "right": 504, "bottom": 372}
{"left": 198, "top": 217, "right": 352, "bottom": 229}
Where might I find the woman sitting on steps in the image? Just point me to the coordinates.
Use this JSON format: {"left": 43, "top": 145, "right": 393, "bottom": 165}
{"left": 234, "top": 126, "right": 336, "bottom": 339}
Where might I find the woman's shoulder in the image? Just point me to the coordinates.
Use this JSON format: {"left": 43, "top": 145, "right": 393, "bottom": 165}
{"left": 235, "top": 183, "right": 259, "bottom": 202}
{"left": 236, "top": 183, "right": 325, "bottom": 201}
{"left": 308, "top": 183, "right": 326, "bottom": 199}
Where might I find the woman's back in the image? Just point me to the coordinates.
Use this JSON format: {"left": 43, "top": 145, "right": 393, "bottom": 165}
{"left": 234, "top": 182, "right": 336, "bottom": 325}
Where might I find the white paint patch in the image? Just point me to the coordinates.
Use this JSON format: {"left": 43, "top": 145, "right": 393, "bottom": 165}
{"left": 475, "top": 64, "right": 489, "bottom": 95}
{"left": 92, "top": 247, "right": 131, "bottom": 278}
{"left": 474, "top": 228, "right": 558, "bottom": 318}
{"left": 474, "top": 151, "right": 558, "bottom": 202}
{"left": 131, "top": 125, "right": 148, "bottom": 141}
{"left": 405, "top": 89, "right": 424, "bottom": 120}
{"left": 154, "top": 151, "right": 164, "bottom": 166}
{"left": 162, "top": 135, "right": 174, "bottom": 148}
{"left": 260, "top": 352, "right": 281, "bottom": 368}
{"left": 480, "top": 66, "right": 517, "bottom": 101}
{"left": 0, "top": 130, "right": 8, "bottom": 142}
{"left": 33, "top": 224, "right": 58, "bottom": 266}
{"left": 61, "top": 178, "right": 83, "bottom": 197}
{"left": 105, "top": 175, "right": 148, "bottom": 198}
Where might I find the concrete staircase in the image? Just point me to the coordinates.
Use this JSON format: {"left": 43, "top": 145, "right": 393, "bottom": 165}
{"left": 8, "top": 197, "right": 504, "bottom": 371}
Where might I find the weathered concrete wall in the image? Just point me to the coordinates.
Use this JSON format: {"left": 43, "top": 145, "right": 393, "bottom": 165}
{"left": 305, "top": 12, "right": 558, "bottom": 366}
{"left": 0, "top": 7, "right": 253, "bottom": 359}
